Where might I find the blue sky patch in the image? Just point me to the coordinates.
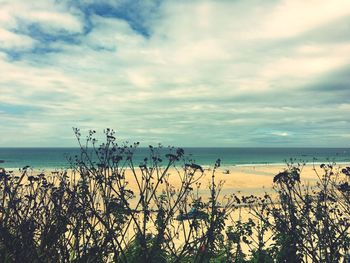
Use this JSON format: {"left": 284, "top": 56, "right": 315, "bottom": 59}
{"left": 0, "top": 103, "right": 41, "bottom": 116}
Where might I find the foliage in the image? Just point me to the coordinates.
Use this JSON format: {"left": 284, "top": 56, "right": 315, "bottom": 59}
{"left": 1, "top": 129, "right": 350, "bottom": 262}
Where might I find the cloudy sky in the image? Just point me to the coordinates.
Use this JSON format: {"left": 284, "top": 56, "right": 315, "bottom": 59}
{"left": 0, "top": 0, "right": 350, "bottom": 147}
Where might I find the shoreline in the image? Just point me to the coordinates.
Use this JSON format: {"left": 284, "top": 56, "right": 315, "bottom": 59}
{"left": 2, "top": 161, "right": 349, "bottom": 171}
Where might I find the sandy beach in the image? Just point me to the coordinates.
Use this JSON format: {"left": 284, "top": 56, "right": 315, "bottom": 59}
{"left": 168, "top": 163, "right": 347, "bottom": 196}
{"left": 17, "top": 162, "right": 348, "bottom": 196}
{"left": 3, "top": 162, "right": 350, "bottom": 259}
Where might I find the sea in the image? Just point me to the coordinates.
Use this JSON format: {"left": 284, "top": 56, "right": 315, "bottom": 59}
{"left": 0, "top": 147, "right": 349, "bottom": 169}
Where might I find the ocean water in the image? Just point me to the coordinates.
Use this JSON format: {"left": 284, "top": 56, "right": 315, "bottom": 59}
{"left": 0, "top": 147, "right": 350, "bottom": 169}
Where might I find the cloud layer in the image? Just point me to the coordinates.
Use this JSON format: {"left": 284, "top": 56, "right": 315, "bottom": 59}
{"left": 0, "top": 0, "right": 350, "bottom": 147}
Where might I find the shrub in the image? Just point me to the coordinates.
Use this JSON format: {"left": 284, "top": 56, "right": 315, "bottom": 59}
{"left": 1, "top": 129, "right": 350, "bottom": 262}
{"left": 0, "top": 129, "right": 239, "bottom": 262}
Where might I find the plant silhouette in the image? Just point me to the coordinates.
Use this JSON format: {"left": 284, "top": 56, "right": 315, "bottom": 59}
{"left": 1, "top": 130, "right": 350, "bottom": 262}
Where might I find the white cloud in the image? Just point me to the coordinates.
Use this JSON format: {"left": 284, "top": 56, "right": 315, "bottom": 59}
{"left": 0, "top": 0, "right": 83, "bottom": 34}
{"left": 25, "top": 11, "right": 83, "bottom": 33}
{"left": 0, "top": 28, "right": 36, "bottom": 49}
{"left": 254, "top": 0, "right": 350, "bottom": 39}
{"left": 0, "top": 0, "right": 350, "bottom": 146}
{"left": 272, "top": 132, "right": 289, "bottom": 137}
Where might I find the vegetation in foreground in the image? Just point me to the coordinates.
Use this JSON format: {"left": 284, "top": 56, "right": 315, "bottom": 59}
{"left": 1, "top": 129, "right": 350, "bottom": 263}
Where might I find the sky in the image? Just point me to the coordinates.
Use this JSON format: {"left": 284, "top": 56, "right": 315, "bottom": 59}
{"left": 0, "top": 0, "right": 350, "bottom": 147}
